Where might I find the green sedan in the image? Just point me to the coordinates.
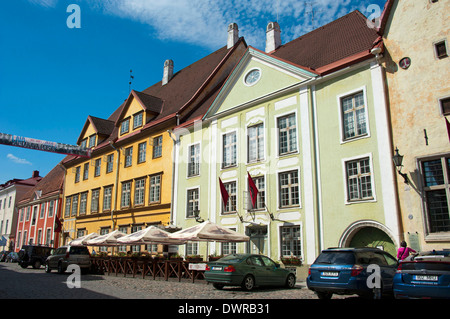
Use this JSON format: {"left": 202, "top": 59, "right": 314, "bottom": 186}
{"left": 205, "top": 254, "right": 296, "bottom": 291}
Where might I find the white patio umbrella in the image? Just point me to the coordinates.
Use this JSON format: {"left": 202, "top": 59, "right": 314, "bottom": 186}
{"left": 169, "top": 221, "right": 249, "bottom": 242}
{"left": 85, "top": 230, "right": 125, "bottom": 246}
{"left": 117, "top": 226, "right": 185, "bottom": 245}
{"left": 68, "top": 232, "right": 99, "bottom": 246}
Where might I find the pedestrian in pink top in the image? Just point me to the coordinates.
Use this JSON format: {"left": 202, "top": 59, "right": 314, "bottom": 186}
{"left": 397, "top": 241, "right": 416, "bottom": 261}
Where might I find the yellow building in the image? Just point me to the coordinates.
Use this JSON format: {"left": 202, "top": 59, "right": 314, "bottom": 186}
{"left": 60, "top": 32, "right": 247, "bottom": 254}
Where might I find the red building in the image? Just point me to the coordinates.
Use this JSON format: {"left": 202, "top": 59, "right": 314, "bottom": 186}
{"left": 15, "top": 165, "right": 64, "bottom": 251}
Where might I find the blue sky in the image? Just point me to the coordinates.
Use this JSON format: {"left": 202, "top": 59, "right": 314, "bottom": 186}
{"left": 0, "top": 0, "right": 386, "bottom": 184}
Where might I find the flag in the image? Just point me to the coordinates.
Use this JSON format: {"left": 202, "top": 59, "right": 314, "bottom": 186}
{"left": 219, "top": 178, "right": 229, "bottom": 206}
{"left": 248, "top": 172, "right": 259, "bottom": 209}
{"left": 54, "top": 215, "right": 62, "bottom": 233}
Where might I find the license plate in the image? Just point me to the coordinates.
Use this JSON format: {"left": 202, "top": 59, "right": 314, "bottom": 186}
{"left": 321, "top": 271, "right": 338, "bottom": 277}
{"left": 413, "top": 275, "right": 438, "bottom": 281}
{"left": 212, "top": 266, "right": 223, "bottom": 271}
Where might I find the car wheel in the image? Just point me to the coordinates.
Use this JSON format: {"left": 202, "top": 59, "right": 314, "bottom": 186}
{"left": 316, "top": 292, "right": 333, "bottom": 300}
{"left": 285, "top": 274, "right": 296, "bottom": 288}
{"left": 241, "top": 275, "right": 255, "bottom": 291}
{"left": 20, "top": 262, "right": 28, "bottom": 269}
{"left": 213, "top": 283, "right": 224, "bottom": 290}
{"left": 32, "top": 260, "right": 41, "bottom": 269}
{"left": 57, "top": 262, "right": 65, "bottom": 274}
{"left": 45, "top": 263, "right": 51, "bottom": 273}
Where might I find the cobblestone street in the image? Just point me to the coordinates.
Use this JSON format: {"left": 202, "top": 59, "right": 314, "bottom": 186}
{"left": 0, "top": 262, "right": 328, "bottom": 299}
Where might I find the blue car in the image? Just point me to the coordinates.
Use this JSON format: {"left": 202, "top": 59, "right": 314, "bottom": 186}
{"left": 307, "top": 247, "right": 398, "bottom": 299}
{"left": 393, "top": 250, "right": 450, "bottom": 299}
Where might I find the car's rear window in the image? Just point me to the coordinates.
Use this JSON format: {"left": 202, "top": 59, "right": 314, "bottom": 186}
{"left": 69, "top": 246, "right": 90, "bottom": 255}
{"left": 401, "top": 262, "right": 450, "bottom": 272}
{"left": 218, "top": 254, "right": 246, "bottom": 263}
{"left": 315, "top": 252, "right": 355, "bottom": 265}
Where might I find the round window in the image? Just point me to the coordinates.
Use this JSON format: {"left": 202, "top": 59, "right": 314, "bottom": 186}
{"left": 244, "top": 69, "right": 261, "bottom": 86}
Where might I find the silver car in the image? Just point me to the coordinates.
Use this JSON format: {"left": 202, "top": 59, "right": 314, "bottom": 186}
{"left": 45, "top": 245, "right": 91, "bottom": 274}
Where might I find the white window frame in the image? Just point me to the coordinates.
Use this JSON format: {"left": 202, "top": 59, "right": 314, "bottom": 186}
{"left": 337, "top": 86, "right": 370, "bottom": 144}
{"left": 221, "top": 130, "right": 238, "bottom": 169}
{"left": 342, "top": 153, "right": 377, "bottom": 205}
{"left": 276, "top": 168, "right": 301, "bottom": 209}
{"left": 149, "top": 174, "right": 162, "bottom": 204}
{"left": 221, "top": 179, "right": 238, "bottom": 215}
{"left": 187, "top": 142, "right": 201, "bottom": 177}
{"left": 247, "top": 123, "right": 265, "bottom": 163}
{"left": 186, "top": 186, "right": 200, "bottom": 219}
{"left": 275, "top": 111, "right": 299, "bottom": 157}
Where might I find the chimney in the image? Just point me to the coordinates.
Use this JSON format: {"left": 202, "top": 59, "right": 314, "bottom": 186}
{"left": 265, "top": 22, "right": 281, "bottom": 53}
{"left": 227, "top": 23, "right": 239, "bottom": 49}
{"left": 162, "top": 59, "right": 174, "bottom": 85}
{"left": 32, "top": 170, "right": 39, "bottom": 178}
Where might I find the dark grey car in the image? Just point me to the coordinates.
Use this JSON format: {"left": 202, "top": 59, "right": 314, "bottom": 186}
{"left": 45, "top": 245, "right": 91, "bottom": 274}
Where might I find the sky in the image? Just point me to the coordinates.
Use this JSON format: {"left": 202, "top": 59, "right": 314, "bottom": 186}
{"left": 0, "top": 0, "right": 386, "bottom": 184}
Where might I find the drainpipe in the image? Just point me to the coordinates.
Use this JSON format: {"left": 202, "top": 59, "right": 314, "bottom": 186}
{"left": 167, "top": 129, "right": 178, "bottom": 227}
{"left": 109, "top": 141, "right": 121, "bottom": 230}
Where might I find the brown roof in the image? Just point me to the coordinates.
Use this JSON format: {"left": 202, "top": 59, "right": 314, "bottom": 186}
{"left": 272, "top": 10, "right": 380, "bottom": 74}
{"left": 18, "top": 164, "right": 64, "bottom": 205}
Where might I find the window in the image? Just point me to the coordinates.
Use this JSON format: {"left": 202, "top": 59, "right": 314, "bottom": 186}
{"left": 186, "top": 188, "right": 199, "bottom": 218}
{"left": 222, "top": 228, "right": 237, "bottom": 255}
{"left": 133, "top": 112, "right": 143, "bottom": 129}
{"left": 222, "top": 132, "right": 237, "bottom": 168}
{"left": 149, "top": 174, "right": 161, "bottom": 204}
{"left": 80, "top": 138, "right": 87, "bottom": 149}
{"left": 106, "top": 154, "right": 114, "bottom": 173}
{"left": 435, "top": 41, "right": 448, "bottom": 59}
{"left": 279, "top": 170, "right": 300, "bottom": 208}
{"left": 440, "top": 97, "right": 450, "bottom": 116}
{"left": 134, "top": 178, "right": 146, "bottom": 206}
{"left": 248, "top": 123, "right": 264, "bottom": 162}
{"left": 280, "top": 225, "right": 301, "bottom": 258}
{"left": 48, "top": 200, "right": 54, "bottom": 218}
{"left": 120, "top": 118, "right": 130, "bottom": 135}
{"left": 138, "top": 142, "right": 146, "bottom": 164}
{"left": 91, "top": 189, "right": 100, "bottom": 213}
{"left": 89, "top": 134, "right": 96, "bottom": 148}
{"left": 79, "top": 192, "right": 88, "bottom": 215}
{"left": 83, "top": 163, "right": 89, "bottom": 180}
{"left": 45, "top": 228, "right": 51, "bottom": 246}
{"left": 422, "top": 156, "right": 450, "bottom": 233}
{"left": 188, "top": 144, "right": 200, "bottom": 177}
{"left": 186, "top": 242, "right": 198, "bottom": 256}
{"left": 131, "top": 225, "right": 143, "bottom": 252}
{"left": 75, "top": 166, "right": 80, "bottom": 183}
{"left": 278, "top": 114, "right": 297, "bottom": 155}
{"left": 153, "top": 136, "right": 162, "bottom": 158}
{"left": 99, "top": 228, "right": 110, "bottom": 252}
{"left": 341, "top": 91, "right": 367, "bottom": 140}
{"left": 71, "top": 195, "right": 78, "bottom": 217}
{"left": 251, "top": 176, "right": 265, "bottom": 210}
{"left": 121, "top": 181, "right": 132, "bottom": 208}
{"left": 40, "top": 203, "right": 45, "bottom": 218}
{"left": 222, "top": 181, "right": 237, "bottom": 214}
{"left": 346, "top": 157, "right": 373, "bottom": 201}
{"left": 103, "top": 186, "right": 113, "bottom": 211}
{"left": 64, "top": 198, "right": 71, "bottom": 217}
{"left": 94, "top": 158, "right": 101, "bottom": 177}
{"left": 118, "top": 226, "right": 128, "bottom": 252}
{"left": 124, "top": 147, "right": 133, "bottom": 167}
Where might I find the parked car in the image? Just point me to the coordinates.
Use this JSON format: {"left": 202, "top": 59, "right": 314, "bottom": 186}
{"left": 205, "top": 253, "right": 296, "bottom": 291}
{"left": 393, "top": 250, "right": 450, "bottom": 299}
{"left": 18, "top": 245, "right": 54, "bottom": 269}
{"left": 6, "top": 252, "right": 19, "bottom": 262}
{"left": 45, "top": 245, "right": 91, "bottom": 274}
{"left": 307, "top": 247, "right": 398, "bottom": 299}
{"left": 0, "top": 251, "right": 10, "bottom": 262}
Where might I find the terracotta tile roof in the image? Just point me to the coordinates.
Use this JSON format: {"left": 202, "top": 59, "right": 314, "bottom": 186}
{"left": 272, "top": 10, "right": 380, "bottom": 74}
{"left": 17, "top": 164, "right": 64, "bottom": 205}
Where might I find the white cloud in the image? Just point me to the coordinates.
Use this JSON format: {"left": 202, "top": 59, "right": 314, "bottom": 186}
{"left": 7, "top": 154, "right": 33, "bottom": 165}
{"left": 88, "top": 0, "right": 382, "bottom": 50}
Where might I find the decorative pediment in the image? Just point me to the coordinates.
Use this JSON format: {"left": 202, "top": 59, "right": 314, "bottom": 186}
{"left": 203, "top": 47, "right": 318, "bottom": 119}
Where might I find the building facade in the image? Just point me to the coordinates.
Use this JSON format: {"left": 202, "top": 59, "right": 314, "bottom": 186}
{"left": 14, "top": 166, "right": 63, "bottom": 251}
{"left": 0, "top": 170, "right": 41, "bottom": 251}
{"left": 60, "top": 27, "right": 247, "bottom": 254}
{"left": 381, "top": 0, "right": 450, "bottom": 251}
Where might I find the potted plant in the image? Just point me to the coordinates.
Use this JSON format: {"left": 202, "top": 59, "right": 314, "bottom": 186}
{"left": 186, "top": 255, "right": 203, "bottom": 262}
{"left": 280, "top": 256, "right": 302, "bottom": 266}
{"left": 170, "top": 253, "right": 183, "bottom": 262}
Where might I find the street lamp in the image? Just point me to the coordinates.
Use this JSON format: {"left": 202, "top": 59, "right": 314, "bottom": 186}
{"left": 193, "top": 209, "right": 204, "bottom": 223}
{"left": 393, "top": 147, "right": 409, "bottom": 184}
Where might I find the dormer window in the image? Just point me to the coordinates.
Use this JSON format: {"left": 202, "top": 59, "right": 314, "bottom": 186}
{"left": 80, "top": 138, "right": 87, "bottom": 148}
{"left": 120, "top": 118, "right": 130, "bottom": 135}
{"left": 133, "top": 112, "right": 143, "bottom": 129}
{"left": 88, "top": 134, "right": 97, "bottom": 148}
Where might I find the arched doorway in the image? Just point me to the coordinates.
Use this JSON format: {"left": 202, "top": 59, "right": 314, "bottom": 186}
{"left": 339, "top": 220, "right": 397, "bottom": 257}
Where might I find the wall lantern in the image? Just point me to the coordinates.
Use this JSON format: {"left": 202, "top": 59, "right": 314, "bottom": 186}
{"left": 393, "top": 147, "right": 409, "bottom": 184}
{"left": 193, "top": 209, "right": 204, "bottom": 223}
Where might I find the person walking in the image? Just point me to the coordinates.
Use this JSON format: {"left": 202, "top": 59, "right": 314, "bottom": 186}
{"left": 397, "top": 241, "right": 416, "bottom": 262}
